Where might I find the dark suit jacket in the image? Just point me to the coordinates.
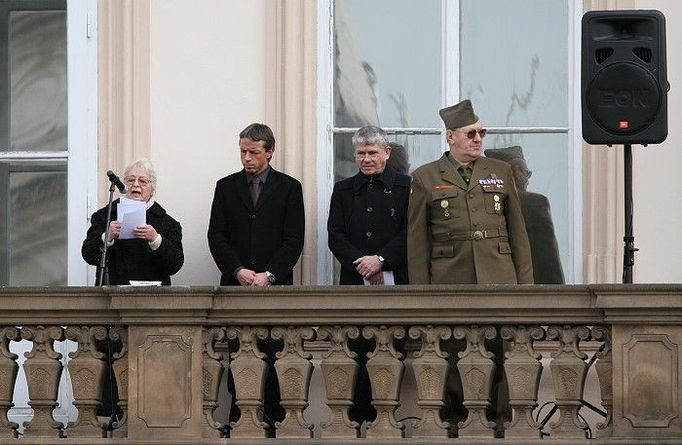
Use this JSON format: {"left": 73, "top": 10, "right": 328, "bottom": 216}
{"left": 207, "top": 167, "right": 304, "bottom": 285}
{"left": 81, "top": 200, "right": 184, "bottom": 285}
{"left": 328, "top": 166, "right": 410, "bottom": 284}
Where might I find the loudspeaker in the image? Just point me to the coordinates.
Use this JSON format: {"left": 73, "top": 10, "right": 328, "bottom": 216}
{"left": 582, "top": 10, "right": 667, "bottom": 145}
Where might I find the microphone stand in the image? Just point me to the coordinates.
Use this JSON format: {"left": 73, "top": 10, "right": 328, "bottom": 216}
{"left": 96, "top": 182, "right": 117, "bottom": 286}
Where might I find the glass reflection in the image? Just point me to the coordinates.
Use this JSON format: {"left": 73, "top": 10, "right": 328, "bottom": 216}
{"left": 334, "top": 0, "right": 442, "bottom": 128}
{"left": 484, "top": 133, "right": 569, "bottom": 281}
{"left": 8, "top": 167, "right": 67, "bottom": 285}
{"left": 460, "top": 0, "right": 568, "bottom": 127}
{"left": 8, "top": 11, "right": 67, "bottom": 151}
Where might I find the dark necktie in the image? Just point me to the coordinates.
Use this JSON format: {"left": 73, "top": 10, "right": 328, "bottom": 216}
{"left": 458, "top": 165, "right": 472, "bottom": 184}
{"left": 250, "top": 178, "right": 262, "bottom": 205}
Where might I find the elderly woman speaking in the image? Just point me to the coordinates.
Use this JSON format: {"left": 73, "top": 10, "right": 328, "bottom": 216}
{"left": 82, "top": 158, "right": 184, "bottom": 285}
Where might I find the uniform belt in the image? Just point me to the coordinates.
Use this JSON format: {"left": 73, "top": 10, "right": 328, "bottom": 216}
{"left": 432, "top": 228, "right": 508, "bottom": 242}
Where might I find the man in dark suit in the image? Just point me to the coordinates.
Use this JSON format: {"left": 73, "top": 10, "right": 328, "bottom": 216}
{"left": 207, "top": 122, "right": 304, "bottom": 437}
{"left": 208, "top": 122, "right": 304, "bottom": 286}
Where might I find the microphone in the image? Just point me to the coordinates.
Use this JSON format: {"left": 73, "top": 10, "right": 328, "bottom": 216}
{"left": 106, "top": 170, "right": 127, "bottom": 193}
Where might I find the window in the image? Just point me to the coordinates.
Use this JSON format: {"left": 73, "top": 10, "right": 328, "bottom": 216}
{"left": 0, "top": 0, "right": 97, "bottom": 286}
{"left": 319, "top": 0, "right": 580, "bottom": 283}
{"left": 0, "top": 1, "right": 67, "bottom": 285}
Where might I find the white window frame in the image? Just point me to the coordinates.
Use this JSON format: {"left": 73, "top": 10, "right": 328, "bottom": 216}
{"left": 316, "top": 0, "right": 583, "bottom": 284}
{"left": 67, "top": 0, "right": 98, "bottom": 286}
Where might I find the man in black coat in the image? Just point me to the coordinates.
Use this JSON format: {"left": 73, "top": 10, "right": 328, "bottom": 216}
{"left": 207, "top": 123, "right": 304, "bottom": 286}
{"left": 327, "top": 125, "right": 410, "bottom": 428}
{"left": 82, "top": 158, "right": 184, "bottom": 285}
{"left": 328, "top": 125, "right": 410, "bottom": 285}
{"left": 207, "top": 123, "right": 304, "bottom": 436}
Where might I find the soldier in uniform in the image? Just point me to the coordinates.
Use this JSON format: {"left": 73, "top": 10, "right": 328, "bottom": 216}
{"left": 407, "top": 99, "right": 533, "bottom": 284}
{"left": 407, "top": 100, "right": 533, "bottom": 435}
{"left": 485, "top": 146, "right": 564, "bottom": 284}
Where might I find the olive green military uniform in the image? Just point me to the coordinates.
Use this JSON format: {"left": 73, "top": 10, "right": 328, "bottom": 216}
{"left": 408, "top": 152, "right": 533, "bottom": 284}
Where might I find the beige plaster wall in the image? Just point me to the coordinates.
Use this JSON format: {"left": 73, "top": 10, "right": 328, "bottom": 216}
{"left": 148, "top": 0, "right": 268, "bottom": 284}
{"left": 631, "top": 1, "right": 682, "bottom": 282}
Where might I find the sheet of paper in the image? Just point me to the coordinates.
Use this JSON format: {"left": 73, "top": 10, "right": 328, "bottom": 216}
{"left": 128, "top": 280, "right": 162, "bottom": 286}
{"left": 118, "top": 197, "right": 146, "bottom": 239}
{"left": 363, "top": 271, "right": 396, "bottom": 286}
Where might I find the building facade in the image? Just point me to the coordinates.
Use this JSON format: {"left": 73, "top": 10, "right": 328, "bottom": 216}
{"left": 1, "top": 0, "right": 680, "bottom": 287}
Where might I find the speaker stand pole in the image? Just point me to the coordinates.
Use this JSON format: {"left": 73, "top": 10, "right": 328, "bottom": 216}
{"left": 622, "top": 143, "right": 638, "bottom": 284}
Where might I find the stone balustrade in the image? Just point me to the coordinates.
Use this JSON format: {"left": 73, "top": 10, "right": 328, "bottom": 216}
{"left": 0, "top": 284, "right": 680, "bottom": 444}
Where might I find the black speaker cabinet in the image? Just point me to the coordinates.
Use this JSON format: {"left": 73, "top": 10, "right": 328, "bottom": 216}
{"left": 582, "top": 10, "right": 667, "bottom": 145}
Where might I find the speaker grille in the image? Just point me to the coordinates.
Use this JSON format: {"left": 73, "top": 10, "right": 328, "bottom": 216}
{"left": 595, "top": 47, "right": 614, "bottom": 64}
{"left": 633, "top": 47, "right": 653, "bottom": 63}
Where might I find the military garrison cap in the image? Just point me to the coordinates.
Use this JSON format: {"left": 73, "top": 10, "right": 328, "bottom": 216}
{"left": 439, "top": 99, "right": 479, "bottom": 130}
{"left": 484, "top": 146, "right": 525, "bottom": 163}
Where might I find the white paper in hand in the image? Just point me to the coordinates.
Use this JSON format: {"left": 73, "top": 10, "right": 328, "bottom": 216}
{"left": 118, "top": 197, "right": 146, "bottom": 239}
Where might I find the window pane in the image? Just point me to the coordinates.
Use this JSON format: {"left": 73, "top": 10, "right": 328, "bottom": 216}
{"left": 460, "top": 0, "right": 568, "bottom": 127}
{"left": 334, "top": 0, "right": 442, "bottom": 128}
{"left": 334, "top": 133, "right": 443, "bottom": 183}
{"left": 8, "top": 10, "right": 67, "bottom": 151}
{"left": 6, "top": 166, "right": 67, "bottom": 285}
{"left": 484, "top": 133, "right": 570, "bottom": 282}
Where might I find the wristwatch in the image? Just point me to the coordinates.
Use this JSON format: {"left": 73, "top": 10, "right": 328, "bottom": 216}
{"left": 265, "top": 271, "right": 276, "bottom": 284}
{"left": 377, "top": 255, "right": 385, "bottom": 263}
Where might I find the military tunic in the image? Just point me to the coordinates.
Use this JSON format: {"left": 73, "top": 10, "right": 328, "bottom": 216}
{"left": 408, "top": 152, "right": 533, "bottom": 284}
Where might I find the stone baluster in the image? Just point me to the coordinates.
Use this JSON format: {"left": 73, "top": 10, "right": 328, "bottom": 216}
{"left": 500, "top": 325, "right": 545, "bottom": 438}
{"left": 591, "top": 325, "right": 613, "bottom": 437}
{"left": 109, "top": 326, "right": 128, "bottom": 438}
{"left": 363, "top": 325, "right": 406, "bottom": 439}
{"left": 453, "top": 325, "right": 497, "bottom": 438}
{"left": 225, "top": 326, "right": 269, "bottom": 438}
{"left": 317, "top": 326, "right": 360, "bottom": 438}
{"left": 64, "top": 326, "right": 108, "bottom": 437}
{"left": 20, "top": 326, "right": 65, "bottom": 437}
{"left": 0, "top": 327, "right": 21, "bottom": 437}
{"left": 271, "top": 326, "right": 315, "bottom": 438}
{"left": 546, "top": 325, "right": 591, "bottom": 438}
{"left": 202, "top": 327, "right": 226, "bottom": 438}
{"left": 408, "top": 325, "right": 451, "bottom": 438}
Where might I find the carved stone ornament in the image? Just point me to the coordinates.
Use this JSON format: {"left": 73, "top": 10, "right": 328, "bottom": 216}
{"left": 0, "top": 327, "right": 21, "bottom": 438}
{"left": 202, "top": 327, "right": 226, "bottom": 438}
{"left": 408, "top": 325, "right": 451, "bottom": 438}
{"left": 226, "top": 326, "right": 269, "bottom": 438}
{"left": 453, "top": 325, "right": 497, "bottom": 438}
{"left": 20, "top": 326, "right": 66, "bottom": 437}
{"left": 546, "top": 325, "right": 591, "bottom": 439}
{"left": 500, "top": 325, "right": 545, "bottom": 438}
{"left": 64, "top": 326, "right": 108, "bottom": 437}
{"left": 362, "top": 325, "right": 406, "bottom": 439}
{"left": 317, "top": 326, "right": 360, "bottom": 438}
{"left": 271, "top": 326, "right": 315, "bottom": 438}
{"left": 109, "top": 326, "right": 129, "bottom": 438}
{"left": 591, "top": 326, "right": 613, "bottom": 437}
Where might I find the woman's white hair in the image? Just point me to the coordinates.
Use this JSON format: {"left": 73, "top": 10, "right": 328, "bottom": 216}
{"left": 124, "top": 158, "right": 157, "bottom": 191}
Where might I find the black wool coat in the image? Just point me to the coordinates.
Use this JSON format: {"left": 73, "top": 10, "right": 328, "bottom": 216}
{"left": 207, "top": 167, "right": 305, "bottom": 285}
{"left": 328, "top": 166, "right": 410, "bottom": 285}
{"left": 82, "top": 200, "right": 184, "bottom": 285}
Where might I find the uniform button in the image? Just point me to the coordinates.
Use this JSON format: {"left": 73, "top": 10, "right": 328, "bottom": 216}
{"left": 469, "top": 194, "right": 474, "bottom": 198}
{"left": 448, "top": 232, "right": 453, "bottom": 239}
{"left": 472, "top": 208, "right": 477, "bottom": 212}
{"left": 367, "top": 207, "right": 373, "bottom": 212}
{"left": 252, "top": 214, "right": 256, "bottom": 219}
{"left": 366, "top": 231, "right": 372, "bottom": 237}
